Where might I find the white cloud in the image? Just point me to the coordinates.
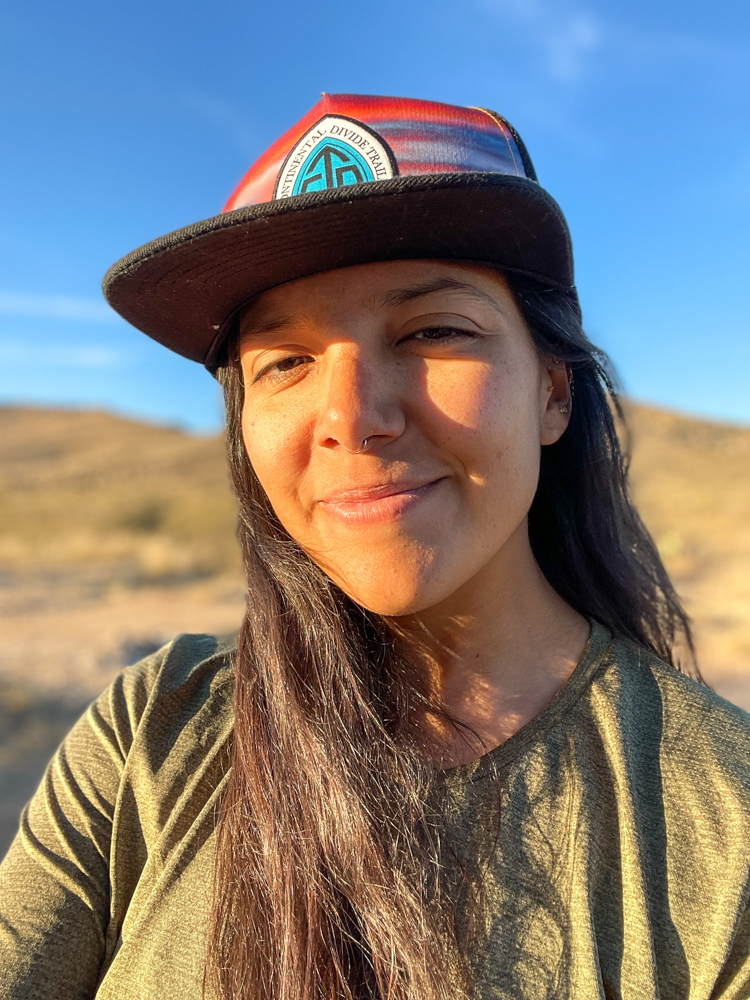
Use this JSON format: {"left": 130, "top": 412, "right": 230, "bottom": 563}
{"left": 481, "top": 0, "right": 604, "bottom": 81}
{"left": 545, "top": 12, "right": 602, "bottom": 80}
{"left": 481, "top": 0, "right": 749, "bottom": 86}
{"left": 0, "top": 339, "right": 123, "bottom": 368}
{"left": 0, "top": 291, "right": 116, "bottom": 323}
{"left": 183, "top": 89, "right": 257, "bottom": 159}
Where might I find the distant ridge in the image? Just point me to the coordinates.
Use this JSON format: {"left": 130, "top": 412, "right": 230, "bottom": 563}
{"left": 0, "top": 406, "right": 239, "bottom": 583}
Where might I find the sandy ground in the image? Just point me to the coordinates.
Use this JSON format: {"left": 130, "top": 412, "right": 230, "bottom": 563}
{"left": 2, "top": 570, "right": 748, "bottom": 859}
{"left": 0, "top": 571, "right": 246, "bottom": 699}
{"left": 0, "top": 573, "right": 246, "bottom": 856}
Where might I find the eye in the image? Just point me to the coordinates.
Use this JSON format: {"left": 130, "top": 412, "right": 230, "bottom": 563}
{"left": 253, "top": 354, "right": 314, "bottom": 383}
{"left": 409, "top": 326, "right": 478, "bottom": 343}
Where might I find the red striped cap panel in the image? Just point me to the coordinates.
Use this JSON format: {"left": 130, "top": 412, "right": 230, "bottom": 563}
{"left": 223, "top": 93, "right": 527, "bottom": 212}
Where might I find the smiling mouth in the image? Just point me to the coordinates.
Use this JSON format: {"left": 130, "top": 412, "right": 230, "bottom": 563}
{"left": 318, "top": 479, "right": 445, "bottom": 524}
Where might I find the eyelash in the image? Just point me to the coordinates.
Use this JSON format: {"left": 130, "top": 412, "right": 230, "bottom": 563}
{"left": 410, "top": 326, "right": 476, "bottom": 343}
{"left": 253, "top": 327, "right": 477, "bottom": 383}
{"left": 254, "top": 355, "right": 312, "bottom": 383}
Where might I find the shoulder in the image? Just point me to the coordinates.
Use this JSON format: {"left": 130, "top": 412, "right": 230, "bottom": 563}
{"left": 584, "top": 632, "right": 750, "bottom": 952}
{"left": 100, "top": 632, "right": 236, "bottom": 759}
{"left": 591, "top": 630, "right": 750, "bottom": 803}
{"left": 96, "top": 633, "right": 236, "bottom": 848}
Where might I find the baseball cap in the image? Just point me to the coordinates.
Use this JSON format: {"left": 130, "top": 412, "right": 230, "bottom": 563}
{"left": 103, "top": 93, "right": 575, "bottom": 370}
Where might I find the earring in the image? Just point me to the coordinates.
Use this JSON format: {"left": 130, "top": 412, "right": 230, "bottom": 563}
{"left": 559, "top": 405, "right": 569, "bottom": 413}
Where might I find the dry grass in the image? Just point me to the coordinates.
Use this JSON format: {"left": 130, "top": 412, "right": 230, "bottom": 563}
{"left": 626, "top": 403, "right": 750, "bottom": 676}
{"left": 0, "top": 406, "right": 241, "bottom": 584}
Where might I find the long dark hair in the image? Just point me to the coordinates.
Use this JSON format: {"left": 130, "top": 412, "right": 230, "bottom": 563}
{"left": 205, "top": 268, "right": 694, "bottom": 1000}
{"left": 512, "top": 276, "right": 694, "bottom": 667}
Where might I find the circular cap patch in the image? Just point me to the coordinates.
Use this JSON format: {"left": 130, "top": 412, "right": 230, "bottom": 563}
{"left": 273, "top": 115, "right": 398, "bottom": 199}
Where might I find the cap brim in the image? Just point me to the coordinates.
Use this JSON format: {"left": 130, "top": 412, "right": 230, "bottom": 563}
{"left": 103, "top": 172, "right": 574, "bottom": 370}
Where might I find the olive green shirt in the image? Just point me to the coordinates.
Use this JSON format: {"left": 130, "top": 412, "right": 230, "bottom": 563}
{"left": 2, "top": 623, "right": 750, "bottom": 999}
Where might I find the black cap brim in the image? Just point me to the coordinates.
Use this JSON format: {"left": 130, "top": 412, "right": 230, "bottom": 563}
{"left": 103, "top": 172, "right": 575, "bottom": 371}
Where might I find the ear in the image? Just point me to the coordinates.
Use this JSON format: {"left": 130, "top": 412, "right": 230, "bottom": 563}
{"left": 540, "top": 358, "right": 572, "bottom": 445}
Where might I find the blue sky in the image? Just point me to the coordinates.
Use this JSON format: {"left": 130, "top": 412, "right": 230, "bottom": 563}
{"left": 0, "top": 0, "right": 748, "bottom": 431}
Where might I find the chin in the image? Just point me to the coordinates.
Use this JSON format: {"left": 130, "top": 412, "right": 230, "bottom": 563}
{"left": 304, "top": 536, "right": 459, "bottom": 616}
{"left": 331, "top": 562, "right": 446, "bottom": 618}
{"left": 355, "top": 593, "right": 427, "bottom": 617}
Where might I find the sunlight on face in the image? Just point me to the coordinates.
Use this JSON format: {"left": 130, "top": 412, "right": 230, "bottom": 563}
{"left": 238, "top": 260, "right": 569, "bottom": 616}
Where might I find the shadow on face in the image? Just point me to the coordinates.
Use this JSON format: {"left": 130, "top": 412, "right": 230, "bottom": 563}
{"left": 238, "top": 259, "right": 571, "bottom": 617}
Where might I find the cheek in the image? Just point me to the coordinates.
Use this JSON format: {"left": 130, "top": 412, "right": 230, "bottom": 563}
{"left": 241, "top": 406, "right": 311, "bottom": 525}
{"left": 424, "top": 362, "right": 543, "bottom": 565}
{"left": 424, "top": 363, "right": 493, "bottom": 432}
{"left": 424, "top": 360, "right": 542, "bottom": 472}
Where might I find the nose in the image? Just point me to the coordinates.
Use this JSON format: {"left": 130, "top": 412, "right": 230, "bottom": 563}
{"left": 314, "top": 344, "right": 406, "bottom": 454}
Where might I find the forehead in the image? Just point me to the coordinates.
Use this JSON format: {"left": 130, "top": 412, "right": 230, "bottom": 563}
{"left": 238, "top": 260, "right": 514, "bottom": 335}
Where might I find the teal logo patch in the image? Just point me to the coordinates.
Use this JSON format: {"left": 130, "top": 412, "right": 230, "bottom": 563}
{"left": 293, "top": 138, "right": 375, "bottom": 195}
{"left": 275, "top": 115, "right": 397, "bottom": 200}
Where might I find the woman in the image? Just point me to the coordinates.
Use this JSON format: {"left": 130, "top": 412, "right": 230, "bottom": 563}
{"left": 2, "top": 93, "right": 750, "bottom": 1000}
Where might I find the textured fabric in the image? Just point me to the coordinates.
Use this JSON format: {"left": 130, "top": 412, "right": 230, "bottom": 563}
{"left": 1, "top": 623, "right": 750, "bottom": 999}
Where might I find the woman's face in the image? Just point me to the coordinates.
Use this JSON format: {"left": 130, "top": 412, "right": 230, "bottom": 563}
{"left": 239, "top": 260, "right": 570, "bottom": 616}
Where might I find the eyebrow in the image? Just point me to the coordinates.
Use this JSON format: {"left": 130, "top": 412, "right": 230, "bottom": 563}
{"left": 239, "top": 314, "right": 299, "bottom": 342}
{"left": 378, "top": 276, "right": 504, "bottom": 312}
{"left": 240, "top": 275, "right": 506, "bottom": 342}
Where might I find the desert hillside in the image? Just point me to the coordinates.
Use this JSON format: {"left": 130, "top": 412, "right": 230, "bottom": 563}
{"left": 0, "top": 406, "right": 240, "bottom": 583}
{"left": 1, "top": 402, "right": 749, "bottom": 853}
{"left": 626, "top": 403, "right": 750, "bottom": 677}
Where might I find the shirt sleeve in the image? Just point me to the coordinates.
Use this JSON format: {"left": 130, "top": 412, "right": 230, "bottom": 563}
{"left": 0, "top": 654, "right": 159, "bottom": 1000}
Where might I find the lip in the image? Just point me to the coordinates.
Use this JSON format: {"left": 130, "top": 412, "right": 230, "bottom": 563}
{"left": 318, "top": 478, "right": 445, "bottom": 525}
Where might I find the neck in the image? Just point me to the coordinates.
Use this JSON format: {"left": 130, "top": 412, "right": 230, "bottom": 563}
{"left": 398, "top": 521, "right": 590, "bottom": 767}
